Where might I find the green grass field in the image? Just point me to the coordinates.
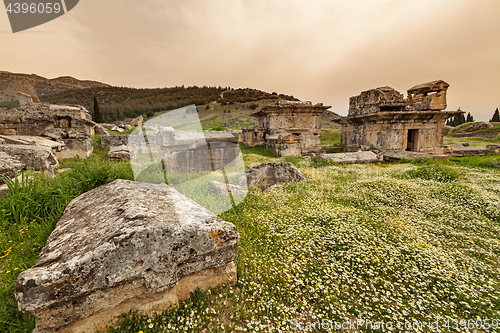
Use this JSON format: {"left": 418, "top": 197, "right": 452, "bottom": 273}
{"left": 1, "top": 143, "right": 499, "bottom": 332}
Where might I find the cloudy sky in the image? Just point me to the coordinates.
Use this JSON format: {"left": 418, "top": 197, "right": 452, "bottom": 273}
{"left": 1, "top": 0, "right": 499, "bottom": 120}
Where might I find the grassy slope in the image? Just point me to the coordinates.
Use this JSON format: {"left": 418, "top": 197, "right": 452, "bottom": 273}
{"left": 1, "top": 144, "right": 499, "bottom": 332}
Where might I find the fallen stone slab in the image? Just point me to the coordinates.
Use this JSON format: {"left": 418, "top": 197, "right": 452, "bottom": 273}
{"left": 0, "top": 151, "right": 26, "bottom": 180}
{"left": 240, "top": 162, "right": 305, "bottom": 188}
{"left": 0, "top": 144, "right": 58, "bottom": 177}
{"left": 320, "top": 151, "right": 382, "bottom": 165}
{"left": 94, "top": 123, "right": 110, "bottom": 135}
{"left": 445, "top": 143, "right": 488, "bottom": 157}
{"left": 382, "top": 150, "right": 449, "bottom": 162}
{"left": 0, "top": 135, "right": 64, "bottom": 153}
{"left": 111, "top": 126, "right": 125, "bottom": 132}
{"left": 15, "top": 179, "right": 239, "bottom": 332}
{"left": 108, "top": 145, "right": 132, "bottom": 161}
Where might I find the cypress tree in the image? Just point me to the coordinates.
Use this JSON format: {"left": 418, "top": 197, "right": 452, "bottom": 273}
{"left": 490, "top": 108, "right": 500, "bottom": 122}
{"left": 93, "top": 96, "right": 104, "bottom": 123}
{"left": 466, "top": 112, "right": 474, "bottom": 123}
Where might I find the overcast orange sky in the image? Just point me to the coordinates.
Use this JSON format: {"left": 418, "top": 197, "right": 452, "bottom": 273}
{"left": 1, "top": 0, "right": 499, "bottom": 120}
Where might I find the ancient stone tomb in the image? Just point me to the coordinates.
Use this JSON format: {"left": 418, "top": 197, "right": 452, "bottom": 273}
{"left": 327, "top": 80, "right": 463, "bottom": 153}
{"left": 242, "top": 100, "right": 330, "bottom": 157}
{"left": 0, "top": 92, "right": 95, "bottom": 159}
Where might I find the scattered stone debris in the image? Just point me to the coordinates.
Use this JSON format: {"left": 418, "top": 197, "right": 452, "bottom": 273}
{"left": 0, "top": 144, "right": 58, "bottom": 177}
{"left": 445, "top": 143, "right": 489, "bottom": 157}
{"left": 242, "top": 100, "right": 330, "bottom": 157}
{"left": 241, "top": 162, "right": 305, "bottom": 188}
{"left": 15, "top": 179, "right": 239, "bottom": 332}
{"left": 318, "top": 151, "right": 382, "bottom": 165}
{"left": 110, "top": 125, "right": 125, "bottom": 132}
{"left": 325, "top": 80, "right": 463, "bottom": 153}
{"left": 0, "top": 151, "right": 25, "bottom": 180}
{"left": 107, "top": 145, "right": 132, "bottom": 161}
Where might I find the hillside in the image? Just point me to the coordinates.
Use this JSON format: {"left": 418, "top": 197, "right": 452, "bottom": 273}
{"left": 0, "top": 70, "right": 109, "bottom": 104}
{"left": 36, "top": 86, "right": 298, "bottom": 124}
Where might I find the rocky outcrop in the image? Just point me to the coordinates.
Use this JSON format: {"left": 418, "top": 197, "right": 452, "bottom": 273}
{"left": 465, "top": 122, "right": 493, "bottom": 132}
{"left": 0, "top": 151, "right": 26, "bottom": 180}
{"left": 0, "top": 144, "right": 58, "bottom": 177}
{"left": 242, "top": 162, "right": 305, "bottom": 188}
{"left": 15, "top": 179, "right": 239, "bottom": 332}
{"left": 318, "top": 151, "right": 382, "bottom": 165}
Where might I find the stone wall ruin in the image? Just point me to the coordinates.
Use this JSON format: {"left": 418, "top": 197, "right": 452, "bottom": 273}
{"left": 0, "top": 92, "right": 95, "bottom": 159}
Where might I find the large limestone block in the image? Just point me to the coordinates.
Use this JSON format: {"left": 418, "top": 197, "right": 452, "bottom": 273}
{"left": 0, "top": 151, "right": 26, "bottom": 180}
{"left": 101, "top": 135, "right": 130, "bottom": 148}
{"left": 242, "top": 162, "right": 305, "bottom": 188}
{"left": 54, "top": 138, "right": 94, "bottom": 160}
{"left": 446, "top": 143, "right": 488, "bottom": 157}
{"left": 108, "top": 145, "right": 131, "bottom": 161}
{"left": 15, "top": 179, "right": 239, "bottom": 333}
{"left": 0, "top": 144, "right": 58, "bottom": 177}
{"left": 319, "top": 151, "right": 381, "bottom": 165}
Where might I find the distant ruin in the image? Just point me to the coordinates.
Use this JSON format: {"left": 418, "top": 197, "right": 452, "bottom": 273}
{"left": 327, "top": 80, "right": 463, "bottom": 153}
{"left": 242, "top": 100, "right": 330, "bottom": 157}
{"left": 0, "top": 92, "right": 95, "bottom": 159}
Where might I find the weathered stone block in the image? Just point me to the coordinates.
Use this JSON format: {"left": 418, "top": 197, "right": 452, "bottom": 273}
{"left": 108, "top": 145, "right": 131, "bottom": 161}
{"left": 241, "top": 162, "right": 305, "bottom": 188}
{"left": 0, "top": 151, "right": 26, "bottom": 180}
{"left": 0, "top": 144, "right": 58, "bottom": 177}
{"left": 54, "top": 138, "right": 94, "bottom": 160}
{"left": 15, "top": 179, "right": 239, "bottom": 332}
{"left": 319, "top": 151, "right": 381, "bottom": 165}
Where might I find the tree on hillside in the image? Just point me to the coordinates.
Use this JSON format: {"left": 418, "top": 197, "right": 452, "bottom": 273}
{"left": 466, "top": 112, "right": 474, "bottom": 123}
{"left": 447, "top": 112, "right": 466, "bottom": 127}
{"left": 93, "top": 96, "right": 104, "bottom": 123}
{"left": 490, "top": 108, "right": 500, "bottom": 122}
